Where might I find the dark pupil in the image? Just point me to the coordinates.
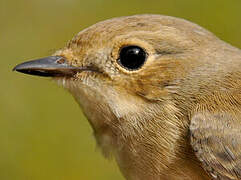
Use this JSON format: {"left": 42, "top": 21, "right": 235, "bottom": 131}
{"left": 119, "top": 46, "right": 146, "bottom": 70}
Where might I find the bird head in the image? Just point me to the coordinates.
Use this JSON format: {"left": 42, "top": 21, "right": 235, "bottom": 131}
{"left": 14, "top": 15, "right": 226, "bottom": 178}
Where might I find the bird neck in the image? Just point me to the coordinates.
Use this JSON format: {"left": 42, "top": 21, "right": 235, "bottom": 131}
{"left": 92, "top": 99, "right": 209, "bottom": 180}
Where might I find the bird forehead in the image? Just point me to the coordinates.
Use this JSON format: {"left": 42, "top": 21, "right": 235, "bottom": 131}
{"left": 55, "top": 14, "right": 217, "bottom": 72}
{"left": 68, "top": 16, "right": 162, "bottom": 48}
{"left": 66, "top": 14, "right": 214, "bottom": 53}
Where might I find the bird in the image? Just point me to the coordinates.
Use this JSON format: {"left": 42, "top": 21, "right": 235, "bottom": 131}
{"left": 13, "top": 14, "right": 241, "bottom": 180}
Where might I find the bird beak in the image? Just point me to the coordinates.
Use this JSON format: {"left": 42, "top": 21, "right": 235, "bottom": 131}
{"left": 13, "top": 56, "right": 80, "bottom": 77}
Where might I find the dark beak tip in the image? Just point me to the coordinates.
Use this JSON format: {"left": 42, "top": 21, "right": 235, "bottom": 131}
{"left": 12, "top": 65, "right": 20, "bottom": 72}
{"left": 12, "top": 62, "right": 29, "bottom": 73}
{"left": 12, "top": 56, "right": 78, "bottom": 77}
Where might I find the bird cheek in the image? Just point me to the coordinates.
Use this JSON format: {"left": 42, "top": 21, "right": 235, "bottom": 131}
{"left": 132, "top": 79, "right": 169, "bottom": 101}
{"left": 136, "top": 86, "right": 169, "bottom": 101}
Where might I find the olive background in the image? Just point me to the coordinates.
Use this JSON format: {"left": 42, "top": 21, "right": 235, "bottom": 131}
{"left": 1, "top": 0, "right": 241, "bottom": 179}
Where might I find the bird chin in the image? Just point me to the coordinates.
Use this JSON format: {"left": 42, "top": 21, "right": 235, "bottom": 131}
{"left": 54, "top": 75, "right": 113, "bottom": 128}
{"left": 54, "top": 76, "right": 73, "bottom": 89}
{"left": 54, "top": 76, "right": 120, "bottom": 157}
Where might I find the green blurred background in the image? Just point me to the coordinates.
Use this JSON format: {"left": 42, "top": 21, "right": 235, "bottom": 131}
{"left": 0, "top": 0, "right": 240, "bottom": 179}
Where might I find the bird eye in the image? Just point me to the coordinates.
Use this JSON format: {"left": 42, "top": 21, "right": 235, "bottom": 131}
{"left": 118, "top": 46, "right": 147, "bottom": 70}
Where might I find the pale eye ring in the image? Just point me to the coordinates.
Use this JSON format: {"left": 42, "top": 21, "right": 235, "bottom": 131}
{"left": 117, "top": 45, "right": 147, "bottom": 71}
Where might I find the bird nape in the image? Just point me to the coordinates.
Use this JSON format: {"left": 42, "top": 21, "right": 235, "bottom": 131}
{"left": 13, "top": 14, "right": 241, "bottom": 180}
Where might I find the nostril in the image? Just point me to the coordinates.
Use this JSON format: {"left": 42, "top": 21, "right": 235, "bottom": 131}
{"left": 56, "top": 58, "right": 66, "bottom": 64}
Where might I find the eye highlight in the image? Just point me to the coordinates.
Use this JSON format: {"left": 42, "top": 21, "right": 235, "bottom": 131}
{"left": 117, "top": 46, "right": 147, "bottom": 71}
